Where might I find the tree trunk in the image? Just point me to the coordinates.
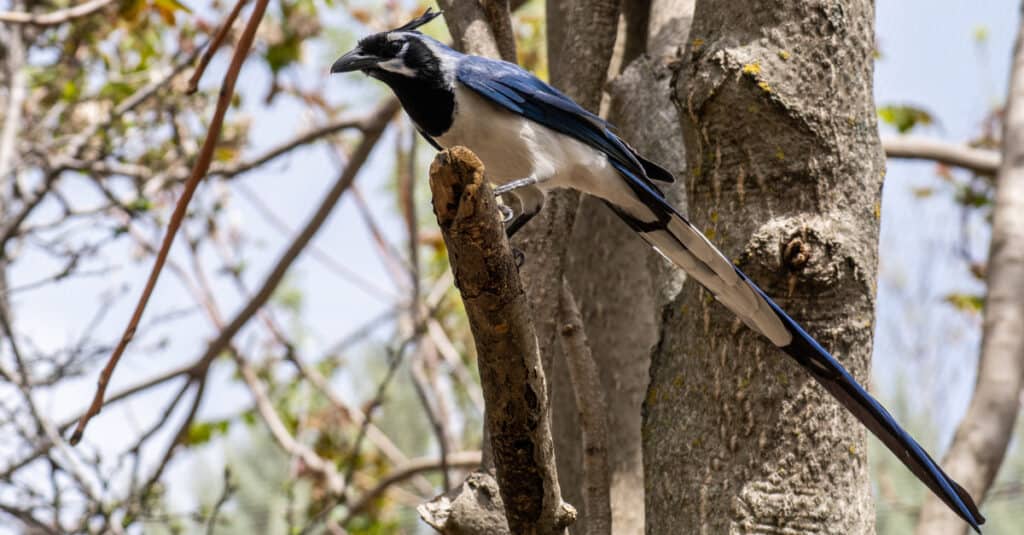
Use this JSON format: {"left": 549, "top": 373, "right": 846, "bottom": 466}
{"left": 645, "top": 1, "right": 883, "bottom": 533}
{"left": 542, "top": 2, "right": 695, "bottom": 534}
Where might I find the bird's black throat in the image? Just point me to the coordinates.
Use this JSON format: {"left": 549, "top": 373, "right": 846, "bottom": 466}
{"left": 372, "top": 71, "right": 454, "bottom": 137}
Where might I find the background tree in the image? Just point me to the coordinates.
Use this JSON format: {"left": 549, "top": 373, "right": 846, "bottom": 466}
{"left": 1, "top": 0, "right": 1022, "bottom": 534}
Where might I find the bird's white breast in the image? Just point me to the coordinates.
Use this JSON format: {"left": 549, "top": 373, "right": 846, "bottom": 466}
{"left": 434, "top": 85, "right": 636, "bottom": 208}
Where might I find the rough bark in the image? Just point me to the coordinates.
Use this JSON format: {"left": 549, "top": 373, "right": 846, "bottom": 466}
{"left": 438, "top": 0, "right": 516, "bottom": 62}
{"left": 419, "top": 471, "right": 511, "bottom": 535}
{"left": 568, "top": 4, "right": 694, "bottom": 533}
{"left": 428, "top": 147, "right": 575, "bottom": 535}
{"left": 914, "top": 6, "right": 1024, "bottom": 534}
{"left": 538, "top": 3, "right": 697, "bottom": 534}
{"left": 540, "top": 4, "right": 631, "bottom": 535}
{"left": 645, "top": 1, "right": 883, "bottom": 533}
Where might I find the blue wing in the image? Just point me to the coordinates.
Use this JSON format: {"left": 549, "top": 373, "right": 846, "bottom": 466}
{"left": 455, "top": 55, "right": 674, "bottom": 185}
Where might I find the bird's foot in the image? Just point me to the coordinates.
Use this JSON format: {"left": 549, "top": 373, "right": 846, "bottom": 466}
{"left": 497, "top": 203, "right": 515, "bottom": 224}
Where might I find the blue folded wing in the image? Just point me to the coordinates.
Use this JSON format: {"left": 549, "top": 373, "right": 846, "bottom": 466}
{"left": 456, "top": 56, "right": 672, "bottom": 187}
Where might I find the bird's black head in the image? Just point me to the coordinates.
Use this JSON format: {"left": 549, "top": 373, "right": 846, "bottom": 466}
{"left": 330, "top": 8, "right": 445, "bottom": 80}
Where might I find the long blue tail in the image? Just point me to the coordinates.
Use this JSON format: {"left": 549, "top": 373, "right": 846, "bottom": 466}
{"left": 608, "top": 185, "right": 985, "bottom": 532}
{"left": 752, "top": 280, "right": 985, "bottom": 532}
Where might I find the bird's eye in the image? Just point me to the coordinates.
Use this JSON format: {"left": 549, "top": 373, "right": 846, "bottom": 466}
{"left": 386, "top": 40, "right": 404, "bottom": 57}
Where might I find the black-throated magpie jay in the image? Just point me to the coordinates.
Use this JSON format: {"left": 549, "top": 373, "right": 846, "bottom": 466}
{"left": 331, "top": 9, "right": 984, "bottom": 531}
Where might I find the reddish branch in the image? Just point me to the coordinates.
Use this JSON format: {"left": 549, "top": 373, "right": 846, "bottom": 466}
{"left": 429, "top": 146, "right": 575, "bottom": 534}
{"left": 187, "top": 0, "right": 250, "bottom": 94}
{"left": 70, "top": 0, "right": 274, "bottom": 445}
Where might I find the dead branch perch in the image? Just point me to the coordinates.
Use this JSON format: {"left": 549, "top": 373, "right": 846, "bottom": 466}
{"left": 427, "top": 147, "right": 575, "bottom": 535}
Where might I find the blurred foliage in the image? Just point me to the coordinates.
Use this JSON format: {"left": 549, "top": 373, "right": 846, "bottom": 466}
{"left": 878, "top": 104, "right": 935, "bottom": 133}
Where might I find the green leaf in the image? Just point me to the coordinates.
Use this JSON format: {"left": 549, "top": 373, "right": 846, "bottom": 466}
{"left": 878, "top": 105, "right": 934, "bottom": 133}
{"left": 153, "top": 0, "right": 192, "bottom": 13}
{"left": 954, "top": 184, "right": 992, "bottom": 208}
{"left": 183, "top": 419, "right": 231, "bottom": 446}
{"left": 127, "top": 197, "right": 153, "bottom": 213}
{"left": 265, "top": 41, "right": 302, "bottom": 73}
{"left": 945, "top": 293, "right": 984, "bottom": 313}
{"left": 61, "top": 80, "right": 79, "bottom": 102}
{"left": 273, "top": 282, "right": 304, "bottom": 313}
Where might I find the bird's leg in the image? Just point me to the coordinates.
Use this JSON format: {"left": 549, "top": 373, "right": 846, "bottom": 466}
{"left": 504, "top": 203, "right": 541, "bottom": 239}
{"left": 493, "top": 175, "right": 540, "bottom": 197}
{"left": 493, "top": 182, "right": 546, "bottom": 268}
{"left": 493, "top": 177, "right": 545, "bottom": 240}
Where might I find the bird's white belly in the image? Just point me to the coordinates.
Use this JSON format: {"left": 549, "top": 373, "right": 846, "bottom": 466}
{"left": 433, "top": 86, "right": 631, "bottom": 206}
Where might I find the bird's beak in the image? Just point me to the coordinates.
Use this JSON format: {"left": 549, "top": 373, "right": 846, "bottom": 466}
{"left": 331, "top": 49, "right": 380, "bottom": 73}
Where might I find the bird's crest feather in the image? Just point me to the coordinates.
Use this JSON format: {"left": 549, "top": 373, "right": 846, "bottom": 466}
{"left": 393, "top": 8, "right": 443, "bottom": 33}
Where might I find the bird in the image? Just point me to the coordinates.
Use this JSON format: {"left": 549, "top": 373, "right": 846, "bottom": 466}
{"left": 331, "top": 8, "right": 985, "bottom": 532}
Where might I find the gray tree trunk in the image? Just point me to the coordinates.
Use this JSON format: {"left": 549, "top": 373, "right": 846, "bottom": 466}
{"left": 645, "top": 1, "right": 883, "bottom": 533}
{"left": 541, "top": 2, "right": 692, "bottom": 534}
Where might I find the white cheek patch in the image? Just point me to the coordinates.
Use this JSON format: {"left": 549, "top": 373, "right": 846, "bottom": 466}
{"left": 377, "top": 57, "right": 417, "bottom": 77}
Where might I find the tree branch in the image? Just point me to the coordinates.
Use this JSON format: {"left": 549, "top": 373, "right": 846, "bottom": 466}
{"left": 557, "top": 278, "right": 611, "bottom": 535}
{"left": 71, "top": 95, "right": 398, "bottom": 444}
{"left": 0, "top": 16, "right": 26, "bottom": 182}
{"left": 343, "top": 451, "right": 482, "bottom": 525}
{"left": 70, "top": 0, "right": 273, "bottom": 445}
{"left": 882, "top": 136, "right": 999, "bottom": 175}
{"left": 187, "top": 0, "right": 249, "bottom": 94}
{"left": 914, "top": 8, "right": 1024, "bottom": 534}
{"left": 234, "top": 350, "right": 344, "bottom": 494}
{"left": 437, "top": 0, "right": 516, "bottom": 61}
{"left": 0, "top": 0, "right": 115, "bottom": 26}
{"left": 428, "top": 146, "right": 575, "bottom": 535}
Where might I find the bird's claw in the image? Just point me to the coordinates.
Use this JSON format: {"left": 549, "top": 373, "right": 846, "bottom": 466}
{"left": 497, "top": 203, "right": 514, "bottom": 224}
{"left": 512, "top": 247, "right": 525, "bottom": 268}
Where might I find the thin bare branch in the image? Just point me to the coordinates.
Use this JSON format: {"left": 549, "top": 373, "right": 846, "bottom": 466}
{"left": 0, "top": 17, "right": 26, "bottom": 182}
{"left": 210, "top": 115, "right": 367, "bottom": 178}
{"left": 557, "top": 278, "right": 611, "bottom": 535}
{"left": 205, "top": 467, "right": 234, "bottom": 535}
{"left": 71, "top": 0, "right": 273, "bottom": 445}
{"left": 343, "top": 451, "right": 481, "bottom": 525}
{"left": 883, "top": 136, "right": 1000, "bottom": 175}
{"left": 0, "top": 0, "right": 115, "bottom": 26}
{"left": 188, "top": 0, "right": 249, "bottom": 94}
{"left": 410, "top": 353, "right": 452, "bottom": 490}
{"left": 234, "top": 351, "right": 345, "bottom": 494}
